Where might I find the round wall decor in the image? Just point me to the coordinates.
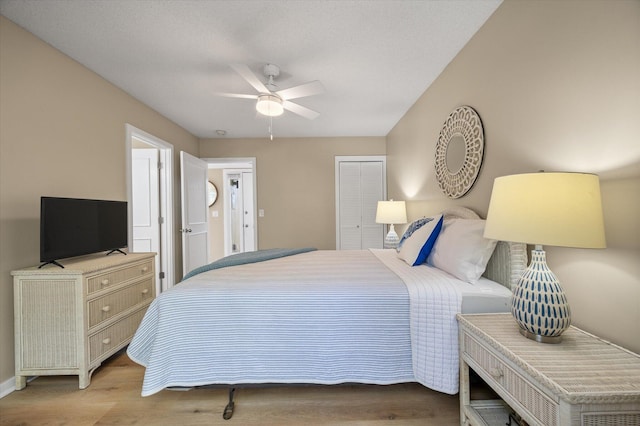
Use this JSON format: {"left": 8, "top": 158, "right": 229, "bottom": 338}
{"left": 434, "top": 105, "right": 484, "bottom": 199}
{"left": 207, "top": 181, "right": 218, "bottom": 206}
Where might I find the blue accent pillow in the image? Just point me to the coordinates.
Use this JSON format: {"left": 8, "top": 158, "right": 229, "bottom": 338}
{"left": 397, "top": 215, "right": 444, "bottom": 266}
{"left": 397, "top": 217, "right": 432, "bottom": 251}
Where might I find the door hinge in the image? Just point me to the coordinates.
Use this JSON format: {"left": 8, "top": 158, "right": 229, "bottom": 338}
{"left": 159, "top": 217, "right": 165, "bottom": 224}
{"left": 158, "top": 161, "right": 163, "bottom": 170}
{"left": 159, "top": 271, "right": 165, "bottom": 280}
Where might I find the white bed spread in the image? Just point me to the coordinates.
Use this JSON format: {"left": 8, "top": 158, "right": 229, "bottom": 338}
{"left": 128, "top": 249, "right": 465, "bottom": 396}
{"left": 371, "top": 249, "right": 461, "bottom": 394}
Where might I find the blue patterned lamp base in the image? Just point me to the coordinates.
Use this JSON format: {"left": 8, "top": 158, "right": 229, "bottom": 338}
{"left": 511, "top": 248, "right": 571, "bottom": 343}
{"left": 384, "top": 224, "right": 400, "bottom": 249}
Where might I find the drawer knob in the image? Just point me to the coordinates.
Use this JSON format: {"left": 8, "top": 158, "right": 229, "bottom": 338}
{"left": 141, "top": 266, "right": 149, "bottom": 273}
{"left": 141, "top": 289, "right": 149, "bottom": 295}
{"left": 490, "top": 367, "right": 504, "bottom": 379}
{"left": 101, "top": 305, "right": 111, "bottom": 313}
{"left": 101, "top": 279, "right": 109, "bottom": 286}
{"left": 102, "top": 337, "right": 111, "bottom": 345}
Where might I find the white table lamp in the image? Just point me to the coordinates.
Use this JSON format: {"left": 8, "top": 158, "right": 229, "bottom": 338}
{"left": 376, "top": 200, "right": 407, "bottom": 249}
{"left": 484, "top": 172, "right": 606, "bottom": 343}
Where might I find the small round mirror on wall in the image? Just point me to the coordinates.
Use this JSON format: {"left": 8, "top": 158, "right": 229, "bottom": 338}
{"left": 434, "top": 105, "right": 484, "bottom": 199}
{"left": 207, "top": 181, "right": 218, "bottom": 206}
{"left": 445, "top": 135, "right": 466, "bottom": 174}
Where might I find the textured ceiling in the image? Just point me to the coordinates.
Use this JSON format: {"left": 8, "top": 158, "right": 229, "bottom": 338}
{"left": 1, "top": 0, "right": 502, "bottom": 139}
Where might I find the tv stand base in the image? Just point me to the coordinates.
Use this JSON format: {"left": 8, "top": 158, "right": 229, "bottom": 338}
{"left": 106, "top": 249, "right": 127, "bottom": 256}
{"left": 38, "top": 260, "right": 64, "bottom": 269}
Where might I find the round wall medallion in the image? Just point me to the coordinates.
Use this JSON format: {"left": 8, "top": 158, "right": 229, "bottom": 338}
{"left": 434, "top": 105, "right": 484, "bottom": 199}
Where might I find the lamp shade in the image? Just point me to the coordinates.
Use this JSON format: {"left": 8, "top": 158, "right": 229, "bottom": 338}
{"left": 256, "top": 94, "right": 284, "bottom": 117}
{"left": 375, "top": 201, "right": 407, "bottom": 225}
{"left": 484, "top": 172, "right": 606, "bottom": 249}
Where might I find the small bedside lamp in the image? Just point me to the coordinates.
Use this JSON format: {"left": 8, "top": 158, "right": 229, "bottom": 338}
{"left": 484, "top": 172, "right": 606, "bottom": 343}
{"left": 376, "top": 200, "right": 407, "bottom": 249}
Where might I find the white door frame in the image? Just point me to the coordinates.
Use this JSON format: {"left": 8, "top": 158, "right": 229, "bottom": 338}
{"left": 334, "top": 155, "right": 387, "bottom": 250}
{"left": 202, "top": 158, "right": 257, "bottom": 255}
{"left": 125, "top": 124, "right": 175, "bottom": 291}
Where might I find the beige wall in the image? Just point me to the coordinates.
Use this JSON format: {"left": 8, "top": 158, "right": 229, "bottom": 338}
{"left": 387, "top": 0, "right": 640, "bottom": 353}
{"left": 199, "top": 137, "right": 386, "bottom": 250}
{"left": 0, "top": 17, "right": 199, "bottom": 387}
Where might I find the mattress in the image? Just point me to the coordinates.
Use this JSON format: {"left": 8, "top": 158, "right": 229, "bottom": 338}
{"left": 460, "top": 277, "right": 511, "bottom": 314}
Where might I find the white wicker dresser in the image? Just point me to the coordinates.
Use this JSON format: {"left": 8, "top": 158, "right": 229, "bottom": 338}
{"left": 12, "top": 252, "right": 155, "bottom": 390}
{"left": 458, "top": 313, "right": 640, "bottom": 426}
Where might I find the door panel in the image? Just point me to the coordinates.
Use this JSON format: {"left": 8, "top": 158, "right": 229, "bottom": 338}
{"left": 360, "top": 162, "right": 384, "bottom": 249}
{"left": 339, "top": 162, "right": 362, "bottom": 249}
{"left": 132, "top": 149, "right": 159, "bottom": 255}
{"left": 180, "top": 151, "right": 209, "bottom": 275}
{"left": 242, "top": 171, "right": 255, "bottom": 252}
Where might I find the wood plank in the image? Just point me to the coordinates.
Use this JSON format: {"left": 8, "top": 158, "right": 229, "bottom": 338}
{"left": 0, "top": 350, "right": 469, "bottom": 425}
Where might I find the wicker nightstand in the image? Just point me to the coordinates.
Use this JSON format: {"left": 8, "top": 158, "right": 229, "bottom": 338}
{"left": 457, "top": 313, "right": 640, "bottom": 426}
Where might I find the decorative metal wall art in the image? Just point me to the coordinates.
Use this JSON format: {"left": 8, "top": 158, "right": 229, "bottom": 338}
{"left": 434, "top": 105, "right": 484, "bottom": 199}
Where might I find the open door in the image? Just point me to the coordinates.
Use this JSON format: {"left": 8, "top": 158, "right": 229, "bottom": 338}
{"left": 180, "top": 151, "right": 209, "bottom": 276}
{"left": 131, "top": 148, "right": 161, "bottom": 293}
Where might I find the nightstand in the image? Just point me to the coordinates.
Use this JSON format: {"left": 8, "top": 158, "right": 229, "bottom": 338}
{"left": 457, "top": 313, "right": 640, "bottom": 426}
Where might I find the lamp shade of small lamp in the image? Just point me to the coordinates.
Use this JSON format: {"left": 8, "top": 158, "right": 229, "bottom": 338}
{"left": 376, "top": 200, "right": 407, "bottom": 249}
{"left": 484, "top": 172, "right": 605, "bottom": 343}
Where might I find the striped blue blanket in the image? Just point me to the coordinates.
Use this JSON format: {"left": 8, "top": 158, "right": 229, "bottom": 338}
{"left": 128, "top": 249, "right": 462, "bottom": 396}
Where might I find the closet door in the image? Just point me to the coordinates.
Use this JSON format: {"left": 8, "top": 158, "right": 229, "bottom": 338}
{"left": 336, "top": 158, "right": 385, "bottom": 250}
{"left": 360, "top": 162, "right": 384, "bottom": 248}
{"left": 338, "top": 162, "right": 363, "bottom": 249}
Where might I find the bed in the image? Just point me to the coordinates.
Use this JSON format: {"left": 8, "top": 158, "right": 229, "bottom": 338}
{"left": 127, "top": 207, "right": 526, "bottom": 417}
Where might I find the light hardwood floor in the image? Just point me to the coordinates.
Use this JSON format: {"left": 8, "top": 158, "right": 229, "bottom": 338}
{"left": 0, "top": 350, "right": 492, "bottom": 425}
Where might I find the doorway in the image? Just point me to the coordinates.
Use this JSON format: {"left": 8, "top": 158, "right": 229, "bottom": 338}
{"left": 223, "top": 169, "right": 255, "bottom": 256}
{"left": 202, "top": 158, "right": 257, "bottom": 261}
{"left": 126, "top": 124, "right": 175, "bottom": 294}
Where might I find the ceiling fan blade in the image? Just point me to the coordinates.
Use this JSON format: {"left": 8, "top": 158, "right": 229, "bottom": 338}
{"left": 283, "top": 100, "right": 320, "bottom": 120}
{"left": 230, "top": 63, "right": 270, "bottom": 94}
{"left": 214, "top": 92, "right": 258, "bottom": 100}
{"left": 276, "top": 80, "right": 325, "bottom": 100}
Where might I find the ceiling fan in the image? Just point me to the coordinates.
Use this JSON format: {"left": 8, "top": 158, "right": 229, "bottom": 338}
{"left": 217, "top": 63, "right": 325, "bottom": 120}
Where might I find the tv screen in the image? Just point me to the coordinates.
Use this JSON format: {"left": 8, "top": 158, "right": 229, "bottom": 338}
{"left": 40, "top": 197, "right": 128, "bottom": 266}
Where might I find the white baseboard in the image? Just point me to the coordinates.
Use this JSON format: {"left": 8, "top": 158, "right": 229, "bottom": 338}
{"left": 0, "top": 376, "right": 15, "bottom": 399}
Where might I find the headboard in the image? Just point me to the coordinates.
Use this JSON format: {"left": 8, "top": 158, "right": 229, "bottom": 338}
{"left": 441, "top": 207, "right": 527, "bottom": 290}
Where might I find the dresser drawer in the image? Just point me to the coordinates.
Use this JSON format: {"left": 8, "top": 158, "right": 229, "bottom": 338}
{"left": 86, "top": 259, "right": 153, "bottom": 294}
{"left": 462, "top": 332, "right": 558, "bottom": 426}
{"left": 87, "top": 277, "right": 154, "bottom": 329}
{"left": 89, "top": 307, "right": 148, "bottom": 363}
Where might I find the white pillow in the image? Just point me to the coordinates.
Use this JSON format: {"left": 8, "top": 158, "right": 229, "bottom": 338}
{"left": 428, "top": 218, "right": 498, "bottom": 284}
{"left": 397, "top": 215, "right": 443, "bottom": 266}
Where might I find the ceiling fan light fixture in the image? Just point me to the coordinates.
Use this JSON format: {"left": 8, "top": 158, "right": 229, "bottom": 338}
{"left": 256, "top": 94, "right": 284, "bottom": 117}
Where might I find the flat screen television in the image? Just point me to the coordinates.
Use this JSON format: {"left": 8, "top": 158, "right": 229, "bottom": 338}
{"left": 40, "top": 197, "right": 128, "bottom": 268}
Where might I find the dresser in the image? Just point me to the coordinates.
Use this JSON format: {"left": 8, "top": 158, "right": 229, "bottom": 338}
{"left": 458, "top": 313, "right": 640, "bottom": 426}
{"left": 12, "top": 252, "right": 156, "bottom": 390}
